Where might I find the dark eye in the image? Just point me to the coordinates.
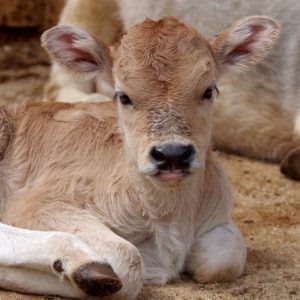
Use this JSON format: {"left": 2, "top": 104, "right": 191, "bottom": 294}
{"left": 202, "top": 85, "right": 218, "bottom": 101}
{"left": 114, "top": 92, "right": 133, "bottom": 106}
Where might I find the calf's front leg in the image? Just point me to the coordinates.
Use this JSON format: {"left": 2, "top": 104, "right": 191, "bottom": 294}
{"left": 46, "top": 211, "right": 144, "bottom": 300}
{"left": 0, "top": 222, "right": 121, "bottom": 298}
{"left": 186, "top": 222, "right": 246, "bottom": 283}
{"left": 4, "top": 197, "right": 144, "bottom": 300}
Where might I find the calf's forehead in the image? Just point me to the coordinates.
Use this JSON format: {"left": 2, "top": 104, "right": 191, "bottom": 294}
{"left": 114, "top": 18, "right": 217, "bottom": 98}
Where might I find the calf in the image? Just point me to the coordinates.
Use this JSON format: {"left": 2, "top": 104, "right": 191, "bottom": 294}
{"left": 0, "top": 17, "right": 279, "bottom": 299}
{"left": 46, "top": 0, "right": 300, "bottom": 180}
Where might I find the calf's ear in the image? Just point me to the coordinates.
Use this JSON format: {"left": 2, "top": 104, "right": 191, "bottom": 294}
{"left": 211, "top": 16, "right": 280, "bottom": 71}
{"left": 41, "top": 25, "right": 112, "bottom": 78}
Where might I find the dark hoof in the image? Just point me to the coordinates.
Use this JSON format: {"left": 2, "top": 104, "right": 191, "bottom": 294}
{"left": 72, "top": 262, "right": 122, "bottom": 297}
{"left": 280, "top": 147, "right": 300, "bottom": 180}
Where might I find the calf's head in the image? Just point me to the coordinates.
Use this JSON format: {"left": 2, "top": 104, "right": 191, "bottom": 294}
{"left": 42, "top": 17, "right": 279, "bottom": 187}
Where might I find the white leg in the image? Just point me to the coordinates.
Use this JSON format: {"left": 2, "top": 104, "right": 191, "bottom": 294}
{"left": 44, "top": 64, "right": 113, "bottom": 103}
{"left": 0, "top": 222, "right": 103, "bottom": 271}
{"left": 44, "top": 64, "right": 95, "bottom": 102}
{"left": 0, "top": 222, "right": 122, "bottom": 297}
{"left": 186, "top": 222, "right": 246, "bottom": 283}
{"left": 0, "top": 267, "right": 83, "bottom": 298}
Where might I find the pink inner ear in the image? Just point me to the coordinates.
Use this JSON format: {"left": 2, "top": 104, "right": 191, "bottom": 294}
{"left": 54, "top": 32, "right": 99, "bottom": 72}
{"left": 58, "top": 32, "right": 74, "bottom": 44}
{"left": 225, "top": 25, "right": 264, "bottom": 64}
{"left": 72, "top": 48, "right": 98, "bottom": 66}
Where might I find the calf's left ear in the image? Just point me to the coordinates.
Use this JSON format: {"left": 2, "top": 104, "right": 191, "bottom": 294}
{"left": 41, "top": 25, "right": 112, "bottom": 78}
{"left": 211, "top": 16, "right": 280, "bottom": 71}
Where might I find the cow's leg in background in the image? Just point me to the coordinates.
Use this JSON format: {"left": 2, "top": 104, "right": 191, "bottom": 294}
{"left": 212, "top": 75, "right": 300, "bottom": 180}
{"left": 281, "top": 146, "right": 300, "bottom": 180}
{"left": 280, "top": 110, "right": 300, "bottom": 180}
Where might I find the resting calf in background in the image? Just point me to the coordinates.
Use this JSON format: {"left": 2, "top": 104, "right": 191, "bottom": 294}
{"left": 0, "top": 16, "right": 278, "bottom": 299}
{"left": 46, "top": 0, "right": 300, "bottom": 180}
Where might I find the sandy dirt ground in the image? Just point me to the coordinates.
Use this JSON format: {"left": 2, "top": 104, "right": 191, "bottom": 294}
{"left": 0, "top": 30, "right": 299, "bottom": 300}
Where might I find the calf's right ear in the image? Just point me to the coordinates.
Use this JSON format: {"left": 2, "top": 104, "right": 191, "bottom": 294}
{"left": 41, "top": 25, "right": 112, "bottom": 78}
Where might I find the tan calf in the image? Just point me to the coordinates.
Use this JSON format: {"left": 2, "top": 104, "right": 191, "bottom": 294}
{"left": 45, "top": 0, "right": 300, "bottom": 180}
{"left": 0, "top": 16, "right": 278, "bottom": 299}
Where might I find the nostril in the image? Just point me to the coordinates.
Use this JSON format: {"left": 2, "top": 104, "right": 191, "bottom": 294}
{"left": 181, "top": 145, "right": 195, "bottom": 162}
{"left": 150, "top": 146, "right": 166, "bottom": 163}
{"left": 150, "top": 144, "right": 195, "bottom": 170}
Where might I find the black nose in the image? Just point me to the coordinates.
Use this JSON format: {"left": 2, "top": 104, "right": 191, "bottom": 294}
{"left": 150, "top": 144, "right": 195, "bottom": 171}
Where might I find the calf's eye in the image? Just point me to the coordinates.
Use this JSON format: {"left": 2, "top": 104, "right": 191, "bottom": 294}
{"left": 114, "top": 92, "right": 133, "bottom": 106}
{"left": 202, "top": 85, "right": 219, "bottom": 101}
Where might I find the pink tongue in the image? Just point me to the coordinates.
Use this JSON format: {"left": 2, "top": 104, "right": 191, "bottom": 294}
{"left": 159, "top": 172, "right": 183, "bottom": 182}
